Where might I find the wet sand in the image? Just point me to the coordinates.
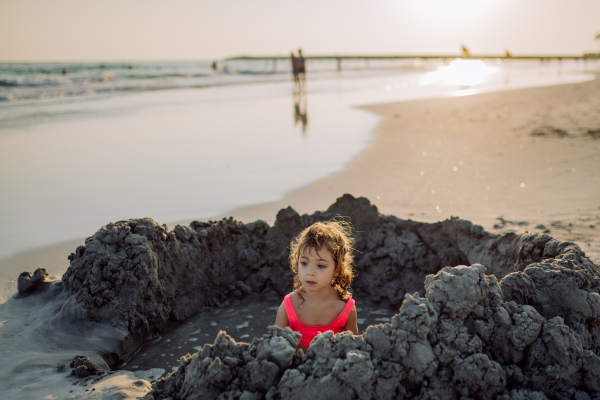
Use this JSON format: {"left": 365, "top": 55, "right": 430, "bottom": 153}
{"left": 224, "top": 75, "right": 600, "bottom": 264}
{"left": 119, "top": 300, "right": 398, "bottom": 380}
{"left": 0, "top": 239, "right": 80, "bottom": 302}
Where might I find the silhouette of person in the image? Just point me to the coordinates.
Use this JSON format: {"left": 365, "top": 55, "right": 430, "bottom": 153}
{"left": 291, "top": 52, "right": 299, "bottom": 88}
{"left": 212, "top": 61, "right": 218, "bottom": 72}
{"left": 461, "top": 45, "right": 471, "bottom": 57}
{"left": 297, "top": 49, "right": 306, "bottom": 88}
{"left": 62, "top": 68, "right": 67, "bottom": 75}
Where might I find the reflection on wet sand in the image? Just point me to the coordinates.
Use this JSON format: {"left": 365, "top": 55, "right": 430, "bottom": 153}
{"left": 293, "top": 86, "right": 308, "bottom": 133}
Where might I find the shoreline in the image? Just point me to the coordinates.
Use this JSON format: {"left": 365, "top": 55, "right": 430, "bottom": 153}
{"left": 2, "top": 73, "right": 599, "bottom": 300}
{"left": 217, "top": 75, "right": 600, "bottom": 263}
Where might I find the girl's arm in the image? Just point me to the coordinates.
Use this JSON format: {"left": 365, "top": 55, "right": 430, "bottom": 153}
{"left": 274, "top": 300, "right": 289, "bottom": 329}
{"left": 275, "top": 300, "right": 306, "bottom": 354}
{"left": 344, "top": 306, "right": 358, "bottom": 335}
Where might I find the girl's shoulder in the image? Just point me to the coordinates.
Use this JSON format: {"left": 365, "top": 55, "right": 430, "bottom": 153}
{"left": 289, "top": 291, "right": 307, "bottom": 308}
{"left": 342, "top": 295, "right": 355, "bottom": 309}
{"left": 333, "top": 294, "right": 353, "bottom": 310}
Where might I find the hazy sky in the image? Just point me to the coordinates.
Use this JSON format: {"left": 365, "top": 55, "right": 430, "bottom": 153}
{"left": 1, "top": 0, "right": 599, "bottom": 62}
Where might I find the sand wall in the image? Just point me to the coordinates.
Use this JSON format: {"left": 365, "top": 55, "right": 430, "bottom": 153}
{"left": 143, "top": 201, "right": 600, "bottom": 399}
{"left": 59, "top": 195, "right": 555, "bottom": 361}
{"left": 16, "top": 194, "right": 600, "bottom": 398}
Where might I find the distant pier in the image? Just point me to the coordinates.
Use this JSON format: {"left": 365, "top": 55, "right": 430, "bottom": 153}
{"left": 227, "top": 53, "right": 600, "bottom": 61}
{"left": 226, "top": 53, "right": 600, "bottom": 71}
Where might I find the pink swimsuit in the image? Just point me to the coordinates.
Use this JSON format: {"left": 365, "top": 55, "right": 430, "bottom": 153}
{"left": 284, "top": 292, "right": 355, "bottom": 348}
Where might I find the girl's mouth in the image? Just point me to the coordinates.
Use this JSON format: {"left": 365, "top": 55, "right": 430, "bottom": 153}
{"left": 306, "top": 281, "right": 316, "bottom": 285}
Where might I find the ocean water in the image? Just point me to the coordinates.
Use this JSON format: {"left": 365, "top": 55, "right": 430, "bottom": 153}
{"left": 0, "top": 58, "right": 597, "bottom": 266}
{"left": 0, "top": 58, "right": 434, "bottom": 104}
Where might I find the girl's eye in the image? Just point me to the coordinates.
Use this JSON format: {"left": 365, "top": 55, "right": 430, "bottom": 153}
{"left": 300, "top": 261, "right": 308, "bottom": 266}
{"left": 318, "top": 264, "right": 326, "bottom": 269}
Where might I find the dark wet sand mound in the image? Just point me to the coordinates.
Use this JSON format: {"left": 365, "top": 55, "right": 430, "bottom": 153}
{"left": 19, "top": 194, "right": 600, "bottom": 398}
{"left": 145, "top": 239, "right": 600, "bottom": 399}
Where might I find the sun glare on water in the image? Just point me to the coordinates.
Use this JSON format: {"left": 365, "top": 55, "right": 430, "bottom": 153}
{"left": 420, "top": 60, "right": 499, "bottom": 88}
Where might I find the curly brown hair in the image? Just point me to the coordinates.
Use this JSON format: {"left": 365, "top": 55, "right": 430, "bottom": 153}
{"left": 289, "top": 220, "right": 356, "bottom": 302}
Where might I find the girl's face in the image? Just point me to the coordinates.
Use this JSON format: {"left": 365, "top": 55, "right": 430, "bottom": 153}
{"left": 298, "top": 246, "right": 338, "bottom": 292}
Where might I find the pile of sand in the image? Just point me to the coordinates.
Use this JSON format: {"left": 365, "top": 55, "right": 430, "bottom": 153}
{"left": 6, "top": 195, "right": 600, "bottom": 399}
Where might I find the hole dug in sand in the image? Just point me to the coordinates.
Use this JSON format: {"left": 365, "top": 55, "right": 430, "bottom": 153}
{"left": 22, "top": 194, "right": 600, "bottom": 399}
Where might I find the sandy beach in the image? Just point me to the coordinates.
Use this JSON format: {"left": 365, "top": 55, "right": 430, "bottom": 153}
{"left": 1, "top": 73, "right": 599, "bottom": 399}
{"left": 3, "top": 0, "right": 600, "bottom": 396}
{"left": 5, "top": 71, "right": 598, "bottom": 290}
{"left": 226, "top": 75, "right": 600, "bottom": 264}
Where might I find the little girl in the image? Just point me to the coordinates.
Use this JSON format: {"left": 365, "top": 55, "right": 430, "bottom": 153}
{"left": 275, "top": 220, "right": 358, "bottom": 352}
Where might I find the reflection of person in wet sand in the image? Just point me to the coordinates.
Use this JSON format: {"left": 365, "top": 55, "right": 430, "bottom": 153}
{"left": 294, "top": 85, "right": 308, "bottom": 133}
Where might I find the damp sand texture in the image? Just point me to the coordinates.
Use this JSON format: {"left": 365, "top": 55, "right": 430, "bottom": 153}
{"left": 3, "top": 195, "right": 600, "bottom": 399}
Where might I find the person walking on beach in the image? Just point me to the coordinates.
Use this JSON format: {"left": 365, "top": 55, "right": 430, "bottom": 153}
{"left": 297, "top": 48, "right": 306, "bottom": 88}
{"left": 291, "top": 52, "right": 299, "bottom": 88}
{"left": 274, "top": 221, "right": 358, "bottom": 354}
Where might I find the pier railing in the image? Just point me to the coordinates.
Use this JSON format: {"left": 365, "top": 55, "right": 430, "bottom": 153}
{"left": 225, "top": 53, "right": 600, "bottom": 71}
{"left": 227, "top": 54, "right": 599, "bottom": 61}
